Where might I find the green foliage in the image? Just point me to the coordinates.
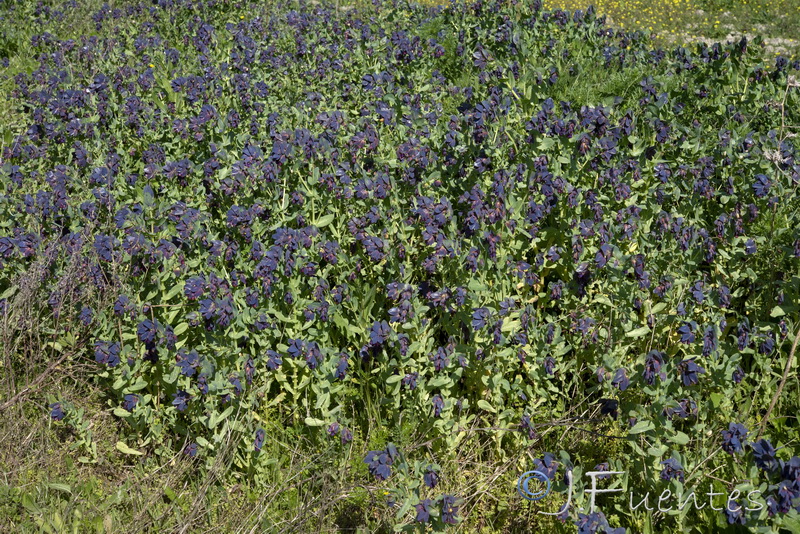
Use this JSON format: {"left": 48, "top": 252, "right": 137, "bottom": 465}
{"left": 0, "top": 0, "right": 798, "bottom": 532}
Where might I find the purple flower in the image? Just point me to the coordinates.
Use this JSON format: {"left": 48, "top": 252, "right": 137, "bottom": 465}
{"left": 94, "top": 340, "right": 121, "bottom": 367}
{"left": 423, "top": 467, "right": 439, "bottom": 489}
{"left": 543, "top": 356, "right": 556, "bottom": 376}
{"left": 677, "top": 322, "right": 696, "bottom": 343}
{"left": 364, "top": 445, "right": 399, "bottom": 481}
{"left": 595, "top": 243, "right": 613, "bottom": 268}
{"left": 596, "top": 366, "right": 609, "bottom": 383}
{"left": 122, "top": 394, "right": 138, "bottom": 412}
{"left": 594, "top": 462, "right": 612, "bottom": 480}
{"left": 431, "top": 347, "right": 450, "bottom": 371}
{"left": 94, "top": 234, "right": 116, "bottom": 262}
{"left": 305, "top": 341, "right": 321, "bottom": 370}
{"left": 724, "top": 500, "right": 746, "bottom": 524}
{"left": 660, "top": 458, "right": 685, "bottom": 482}
{"left": 287, "top": 338, "right": 304, "bottom": 359}
{"left": 599, "top": 398, "right": 618, "bottom": 419}
{"left": 691, "top": 281, "right": 704, "bottom": 303}
{"left": 665, "top": 398, "right": 698, "bottom": 419}
{"left": 776, "top": 479, "right": 797, "bottom": 513}
{"left": 176, "top": 349, "right": 199, "bottom": 377}
{"left": 471, "top": 307, "right": 490, "bottom": 330}
{"left": 678, "top": 359, "right": 705, "bottom": 386}
{"left": 738, "top": 321, "right": 751, "bottom": 350}
{"left": 184, "top": 276, "right": 205, "bottom": 300}
{"left": 765, "top": 495, "right": 779, "bottom": 517}
{"left": 229, "top": 376, "right": 243, "bottom": 396}
{"left": 721, "top": 423, "right": 748, "bottom": 455}
{"left": 266, "top": 350, "right": 282, "bottom": 370}
{"left": 702, "top": 326, "right": 718, "bottom": 356}
{"left": 415, "top": 499, "right": 432, "bottom": 523}
{"left": 50, "top": 402, "right": 65, "bottom": 421}
{"left": 114, "top": 295, "right": 131, "bottom": 317}
{"left": 79, "top": 306, "right": 93, "bottom": 326}
{"left": 520, "top": 414, "right": 537, "bottom": 440}
{"left": 533, "top": 452, "right": 559, "bottom": 479}
{"left": 718, "top": 285, "right": 731, "bottom": 308}
{"left": 197, "top": 373, "right": 208, "bottom": 395}
{"left": 171, "top": 391, "right": 190, "bottom": 412}
{"left": 642, "top": 350, "right": 666, "bottom": 384}
{"left": 440, "top": 494, "right": 459, "bottom": 525}
{"left": 732, "top": 366, "right": 745, "bottom": 384}
{"left": 575, "top": 511, "right": 625, "bottom": 534}
{"left": 498, "top": 298, "right": 516, "bottom": 316}
{"left": 184, "top": 442, "right": 198, "bottom": 457}
{"left": 750, "top": 439, "right": 778, "bottom": 471}
{"left": 369, "top": 320, "right": 391, "bottom": 346}
{"left": 402, "top": 372, "right": 418, "bottom": 390}
{"left": 254, "top": 428, "right": 266, "bottom": 452}
{"left": 335, "top": 354, "right": 349, "bottom": 380}
{"left": 752, "top": 174, "right": 771, "bottom": 197}
{"left": 611, "top": 368, "right": 629, "bottom": 391}
{"left": 244, "top": 357, "right": 255, "bottom": 385}
{"left": 432, "top": 394, "right": 444, "bottom": 417}
{"left": 137, "top": 319, "right": 158, "bottom": 344}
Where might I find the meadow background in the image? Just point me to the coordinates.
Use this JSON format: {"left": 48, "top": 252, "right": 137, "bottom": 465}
{"left": 0, "top": 0, "right": 799, "bottom": 533}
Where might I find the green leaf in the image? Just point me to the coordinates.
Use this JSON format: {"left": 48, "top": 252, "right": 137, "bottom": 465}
{"left": 626, "top": 325, "right": 651, "bottom": 338}
{"left": 163, "top": 283, "right": 183, "bottom": 301}
{"left": 781, "top": 514, "right": 800, "bottom": 534}
{"left": 115, "top": 441, "right": 143, "bottom": 456}
{"left": 127, "top": 378, "right": 148, "bottom": 392}
{"left": 304, "top": 417, "right": 326, "bottom": 427}
{"left": 592, "top": 295, "right": 614, "bottom": 307}
{"left": 428, "top": 375, "right": 451, "bottom": 388}
{"left": 468, "top": 278, "right": 486, "bottom": 292}
{"left": 386, "top": 375, "right": 403, "bottom": 384}
{"left": 47, "top": 483, "right": 72, "bottom": 494}
{"left": 173, "top": 322, "right": 189, "bottom": 335}
{"left": 770, "top": 305, "right": 786, "bottom": 317}
{"left": 21, "top": 493, "right": 42, "bottom": 515}
{"left": 669, "top": 431, "right": 690, "bottom": 445}
{"left": 209, "top": 406, "right": 234, "bottom": 429}
{"left": 629, "top": 420, "right": 654, "bottom": 434}
{"left": 314, "top": 391, "right": 330, "bottom": 411}
{"left": 477, "top": 400, "right": 495, "bottom": 413}
{"left": 0, "top": 285, "right": 18, "bottom": 300}
{"left": 395, "top": 497, "right": 414, "bottom": 519}
{"left": 315, "top": 214, "right": 335, "bottom": 227}
{"left": 537, "top": 137, "right": 556, "bottom": 150}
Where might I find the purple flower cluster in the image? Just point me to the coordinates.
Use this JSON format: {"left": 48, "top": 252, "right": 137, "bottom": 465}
{"left": 364, "top": 444, "right": 400, "bottom": 481}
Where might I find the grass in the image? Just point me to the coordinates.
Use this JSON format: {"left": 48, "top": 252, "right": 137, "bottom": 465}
{"left": 414, "top": 0, "right": 800, "bottom": 55}
{"left": 0, "top": 379, "right": 620, "bottom": 532}
{"left": 0, "top": 0, "right": 798, "bottom": 532}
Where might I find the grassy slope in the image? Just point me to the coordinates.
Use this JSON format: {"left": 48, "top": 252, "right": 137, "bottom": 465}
{"left": 0, "top": 1, "right": 797, "bottom": 533}
{"left": 0, "top": 3, "right": 620, "bottom": 532}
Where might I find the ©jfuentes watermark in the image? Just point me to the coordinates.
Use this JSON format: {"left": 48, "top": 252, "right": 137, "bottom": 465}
{"left": 517, "top": 470, "right": 766, "bottom": 516}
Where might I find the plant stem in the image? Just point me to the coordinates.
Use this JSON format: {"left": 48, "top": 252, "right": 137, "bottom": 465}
{"left": 758, "top": 323, "right": 800, "bottom": 438}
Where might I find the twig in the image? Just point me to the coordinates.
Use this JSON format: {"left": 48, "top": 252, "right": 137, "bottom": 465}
{"left": 758, "top": 323, "right": 800, "bottom": 438}
{"left": 0, "top": 346, "right": 77, "bottom": 412}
